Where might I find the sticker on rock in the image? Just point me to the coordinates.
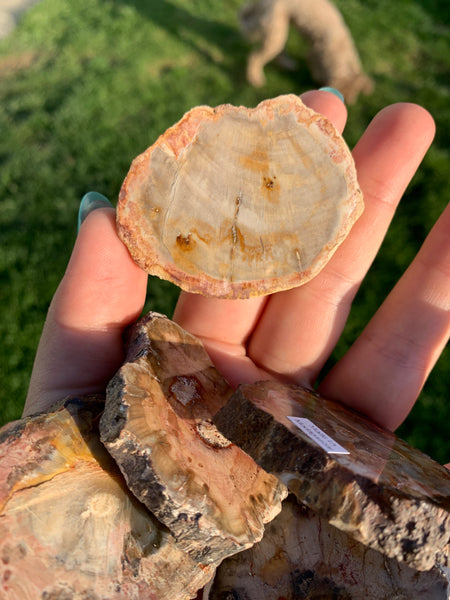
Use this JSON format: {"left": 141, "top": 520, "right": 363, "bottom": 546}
{"left": 287, "top": 416, "right": 350, "bottom": 455}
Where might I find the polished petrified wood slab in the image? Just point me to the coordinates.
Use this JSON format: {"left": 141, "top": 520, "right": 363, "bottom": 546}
{"left": 213, "top": 381, "right": 450, "bottom": 571}
{"left": 208, "top": 495, "right": 450, "bottom": 600}
{"left": 0, "top": 396, "right": 215, "bottom": 600}
{"left": 100, "top": 313, "right": 287, "bottom": 565}
{"left": 117, "top": 94, "right": 363, "bottom": 298}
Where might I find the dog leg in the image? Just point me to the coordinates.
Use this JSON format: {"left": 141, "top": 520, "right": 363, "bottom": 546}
{"left": 246, "top": 11, "right": 290, "bottom": 87}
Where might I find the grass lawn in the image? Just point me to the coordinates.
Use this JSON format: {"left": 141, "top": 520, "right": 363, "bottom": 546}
{"left": 0, "top": 0, "right": 449, "bottom": 462}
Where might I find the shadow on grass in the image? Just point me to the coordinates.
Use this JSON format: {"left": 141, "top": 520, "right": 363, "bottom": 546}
{"left": 414, "top": 0, "right": 450, "bottom": 24}
{"left": 105, "top": 0, "right": 317, "bottom": 98}
{"left": 109, "top": 0, "right": 244, "bottom": 69}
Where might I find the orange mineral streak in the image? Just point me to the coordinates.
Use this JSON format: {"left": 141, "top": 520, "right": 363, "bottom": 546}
{"left": 0, "top": 411, "right": 104, "bottom": 513}
{"left": 117, "top": 94, "right": 363, "bottom": 298}
{"left": 0, "top": 400, "right": 216, "bottom": 600}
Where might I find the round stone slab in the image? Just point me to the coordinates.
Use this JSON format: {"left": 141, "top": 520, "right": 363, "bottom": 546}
{"left": 117, "top": 94, "right": 363, "bottom": 298}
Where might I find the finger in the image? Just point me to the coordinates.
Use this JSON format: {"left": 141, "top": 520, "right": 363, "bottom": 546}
{"left": 173, "top": 89, "right": 348, "bottom": 385}
{"left": 248, "top": 103, "right": 436, "bottom": 384}
{"left": 319, "top": 202, "right": 450, "bottom": 430}
{"left": 24, "top": 208, "right": 148, "bottom": 416}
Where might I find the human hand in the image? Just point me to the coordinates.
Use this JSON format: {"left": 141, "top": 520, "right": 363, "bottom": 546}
{"left": 173, "top": 91, "right": 448, "bottom": 433}
{"left": 24, "top": 91, "right": 449, "bottom": 467}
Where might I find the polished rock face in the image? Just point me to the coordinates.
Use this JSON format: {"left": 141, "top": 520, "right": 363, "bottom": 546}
{"left": 209, "top": 495, "right": 450, "bottom": 600}
{"left": 0, "top": 396, "right": 215, "bottom": 600}
{"left": 117, "top": 94, "right": 363, "bottom": 298}
{"left": 3, "top": 315, "right": 448, "bottom": 598}
{"left": 100, "top": 312, "right": 287, "bottom": 566}
{"left": 213, "top": 380, "right": 450, "bottom": 571}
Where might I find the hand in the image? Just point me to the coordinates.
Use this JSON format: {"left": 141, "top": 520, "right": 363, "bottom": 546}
{"left": 24, "top": 91, "right": 449, "bottom": 465}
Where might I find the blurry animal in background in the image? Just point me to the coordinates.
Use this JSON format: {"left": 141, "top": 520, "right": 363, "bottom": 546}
{"left": 240, "top": 0, "right": 374, "bottom": 104}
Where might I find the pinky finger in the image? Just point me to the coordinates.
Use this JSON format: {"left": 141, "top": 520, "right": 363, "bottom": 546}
{"left": 319, "top": 202, "right": 450, "bottom": 431}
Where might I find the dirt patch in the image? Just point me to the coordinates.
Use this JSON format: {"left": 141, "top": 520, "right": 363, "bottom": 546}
{"left": 0, "top": 51, "right": 37, "bottom": 77}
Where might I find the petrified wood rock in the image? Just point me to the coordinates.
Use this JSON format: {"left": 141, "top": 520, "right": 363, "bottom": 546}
{"left": 100, "top": 313, "right": 287, "bottom": 565}
{"left": 0, "top": 396, "right": 215, "bottom": 600}
{"left": 208, "top": 495, "right": 450, "bottom": 600}
{"left": 213, "top": 381, "right": 450, "bottom": 571}
{"left": 117, "top": 94, "right": 363, "bottom": 298}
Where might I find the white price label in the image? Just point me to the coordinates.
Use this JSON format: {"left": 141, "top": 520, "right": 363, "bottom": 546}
{"left": 287, "top": 417, "right": 349, "bottom": 455}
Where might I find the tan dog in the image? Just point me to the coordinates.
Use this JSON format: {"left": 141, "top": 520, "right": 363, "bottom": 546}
{"left": 240, "top": 0, "right": 374, "bottom": 103}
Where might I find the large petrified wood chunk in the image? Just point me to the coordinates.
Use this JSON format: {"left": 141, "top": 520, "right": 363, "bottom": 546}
{"left": 100, "top": 313, "right": 287, "bottom": 565}
{"left": 208, "top": 495, "right": 450, "bottom": 600}
{"left": 0, "top": 396, "right": 215, "bottom": 600}
{"left": 117, "top": 94, "right": 363, "bottom": 298}
{"left": 213, "top": 381, "right": 450, "bottom": 571}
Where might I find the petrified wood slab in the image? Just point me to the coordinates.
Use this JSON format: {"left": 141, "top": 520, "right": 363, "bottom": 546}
{"left": 208, "top": 495, "right": 450, "bottom": 600}
{"left": 117, "top": 94, "right": 363, "bottom": 298}
{"left": 213, "top": 381, "right": 450, "bottom": 571}
{"left": 0, "top": 396, "right": 215, "bottom": 600}
{"left": 100, "top": 313, "right": 287, "bottom": 565}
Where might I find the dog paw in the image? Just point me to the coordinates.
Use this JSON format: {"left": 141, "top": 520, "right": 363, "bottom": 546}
{"left": 247, "top": 68, "right": 266, "bottom": 87}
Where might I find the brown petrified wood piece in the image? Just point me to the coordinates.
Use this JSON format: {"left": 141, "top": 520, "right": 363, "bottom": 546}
{"left": 0, "top": 396, "right": 215, "bottom": 600}
{"left": 208, "top": 495, "right": 450, "bottom": 600}
{"left": 213, "top": 381, "right": 450, "bottom": 571}
{"left": 100, "top": 313, "right": 287, "bottom": 565}
{"left": 117, "top": 94, "right": 363, "bottom": 298}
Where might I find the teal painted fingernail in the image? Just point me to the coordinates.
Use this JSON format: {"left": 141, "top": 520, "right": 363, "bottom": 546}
{"left": 77, "top": 191, "right": 112, "bottom": 232}
{"left": 319, "top": 87, "right": 345, "bottom": 103}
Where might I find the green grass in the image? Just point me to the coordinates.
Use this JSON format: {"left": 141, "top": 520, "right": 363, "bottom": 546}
{"left": 0, "top": 0, "right": 449, "bottom": 462}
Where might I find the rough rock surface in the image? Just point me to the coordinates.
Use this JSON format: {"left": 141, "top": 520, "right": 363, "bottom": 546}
{"left": 117, "top": 94, "right": 363, "bottom": 298}
{"left": 213, "top": 380, "right": 450, "bottom": 571}
{"left": 0, "top": 396, "right": 215, "bottom": 600}
{"left": 100, "top": 313, "right": 287, "bottom": 565}
{"left": 208, "top": 495, "right": 450, "bottom": 600}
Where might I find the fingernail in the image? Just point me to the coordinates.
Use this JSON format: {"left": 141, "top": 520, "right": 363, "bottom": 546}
{"left": 319, "top": 87, "right": 345, "bottom": 103}
{"left": 77, "top": 191, "right": 113, "bottom": 232}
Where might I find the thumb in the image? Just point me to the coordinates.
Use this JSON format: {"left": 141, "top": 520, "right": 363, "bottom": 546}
{"left": 24, "top": 200, "right": 147, "bottom": 416}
